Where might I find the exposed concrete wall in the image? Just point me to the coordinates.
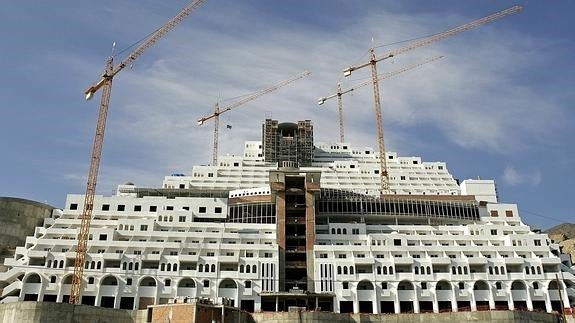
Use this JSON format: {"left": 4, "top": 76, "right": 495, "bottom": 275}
{"left": 0, "top": 197, "right": 55, "bottom": 272}
{"left": 250, "top": 310, "right": 563, "bottom": 323}
{"left": 0, "top": 301, "right": 133, "bottom": 323}
{"left": 0, "top": 302, "right": 569, "bottom": 323}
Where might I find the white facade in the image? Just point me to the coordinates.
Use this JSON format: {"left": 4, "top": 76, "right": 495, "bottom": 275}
{"left": 1, "top": 139, "right": 573, "bottom": 314}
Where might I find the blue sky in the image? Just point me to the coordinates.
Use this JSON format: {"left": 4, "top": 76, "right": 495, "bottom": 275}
{"left": 0, "top": 1, "right": 573, "bottom": 229}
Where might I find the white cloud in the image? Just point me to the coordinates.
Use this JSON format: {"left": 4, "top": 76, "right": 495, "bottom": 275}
{"left": 65, "top": 3, "right": 562, "bottom": 194}
{"left": 502, "top": 166, "right": 542, "bottom": 187}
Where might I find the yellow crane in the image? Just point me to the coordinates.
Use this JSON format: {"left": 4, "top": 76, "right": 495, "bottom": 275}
{"left": 71, "top": 0, "right": 206, "bottom": 304}
{"left": 318, "top": 55, "right": 444, "bottom": 143}
{"left": 197, "top": 70, "right": 311, "bottom": 165}
{"left": 342, "top": 5, "right": 522, "bottom": 195}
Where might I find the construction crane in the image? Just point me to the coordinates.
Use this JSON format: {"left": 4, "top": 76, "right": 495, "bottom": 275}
{"left": 70, "top": 0, "right": 206, "bottom": 305}
{"left": 197, "top": 70, "right": 311, "bottom": 165}
{"left": 342, "top": 5, "right": 522, "bottom": 195}
{"left": 318, "top": 55, "right": 444, "bottom": 143}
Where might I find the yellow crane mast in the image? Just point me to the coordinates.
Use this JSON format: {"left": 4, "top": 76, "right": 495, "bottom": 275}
{"left": 318, "top": 55, "right": 444, "bottom": 143}
{"left": 197, "top": 70, "right": 311, "bottom": 166}
{"left": 342, "top": 5, "right": 522, "bottom": 195}
{"left": 70, "top": 0, "right": 206, "bottom": 305}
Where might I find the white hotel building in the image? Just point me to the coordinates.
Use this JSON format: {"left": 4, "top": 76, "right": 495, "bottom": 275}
{"left": 1, "top": 119, "right": 573, "bottom": 314}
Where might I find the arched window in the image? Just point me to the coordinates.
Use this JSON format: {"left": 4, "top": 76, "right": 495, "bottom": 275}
{"left": 494, "top": 266, "right": 499, "bottom": 275}
{"left": 489, "top": 267, "right": 493, "bottom": 275}
{"left": 199, "top": 265, "right": 203, "bottom": 272}
{"left": 60, "top": 260, "right": 64, "bottom": 268}
{"left": 531, "top": 266, "right": 535, "bottom": 275}
{"left": 389, "top": 266, "right": 393, "bottom": 275}
{"left": 246, "top": 265, "right": 251, "bottom": 273}
{"left": 122, "top": 262, "right": 126, "bottom": 270}
{"left": 337, "top": 228, "right": 341, "bottom": 234}
{"left": 173, "top": 264, "right": 177, "bottom": 271}
{"left": 135, "top": 263, "right": 139, "bottom": 270}
{"left": 343, "top": 267, "right": 348, "bottom": 275}
{"left": 414, "top": 267, "right": 419, "bottom": 274}
{"left": 500, "top": 266, "right": 505, "bottom": 274}
{"left": 427, "top": 267, "right": 431, "bottom": 275}
{"left": 377, "top": 266, "right": 381, "bottom": 275}
{"left": 337, "top": 266, "right": 342, "bottom": 275}
{"left": 239, "top": 265, "right": 244, "bottom": 273}
{"left": 349, "top": 266, "right": 353, "bottom": 275}
{"left": 463, "top": 267, "right": 468, "bottom": 275}
{"left": 161, "top": 263, "right": 165, "bottom": 271}
{"left": 129, "top": 262, "right": 133, "bottom": 270}
{"left": 331, "top": 228, "right": 335, "bottom": 234}
{"left": 537, "top": 267, "right": 541, "bottom": 275}
{"left": 204, "top": 264, "right": 209, "bottom": 272}
{"left": 342, "top": 228, "right": 347, "bottom": 235}
{"left": 97, "top": 261, "right": 101, "bottom": 269}
{"left": 457, "top": 267, "right": 462, "bottom": 275}
{"left": 212, "top": 264, "right": 217, "bottom": 272}
{"left": 420, "top": 266, "right": 425, "bottom": 274}
{"left": 47, "top": 260, "right": 52, "bottom": 268}
{"left": 452, "top": 267, "right": 457, "bottom": 274}
{"left": 167, "top": 263, "right": 172, "bottom": 271}
{"left": 383, "top": 266, "right": 387, "bottom": 275}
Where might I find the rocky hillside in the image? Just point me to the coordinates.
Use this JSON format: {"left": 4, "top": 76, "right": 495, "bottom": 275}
{"left": 545, "top": 223, "right": 575, "bottom": 264}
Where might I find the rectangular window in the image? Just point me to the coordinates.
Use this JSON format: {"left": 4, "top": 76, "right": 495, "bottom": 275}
{"left": 134, "top": 205, "right": 141, "bottom": 212}
{"left": 117, "top": 205, "right": 125, "bottom": 211}
{"left": 140, "top": 225, "right": 148, "bottom": 231}
{"left": 319, "top": 253, "right": 328, "bottom": 258}
{"left": 490, "top": 229, "right": 497, "bottom": 236}
{"left": 381, "top": 282, "right": 388, "bottom": 289}
{"left": 338, "top": 254, "right": 346, "bottom": 259}
{"left": 421, "top": 282, "right": 427, "bottom": 289}
{"left": 70, "top": 203, "right": 78, "bottom": 210}
{"left": 342, "top": 282, "right": 349, "bottom": 289}
{"left": 245, "top": 252, "right": 254, "bottom": 258}
{"left": 102, "top": 204, "right": 110, "bottom": 211}
{"left": 99, "top": 234, "right": 107, "bottom": 241}
{"left": 208, "top": 173, "right": 214, "bottom": 178}
{"left": 199, "top": 207, "right": 206, "bottom": 213}
{"left": 534, "top": 240, "right": 541, "bottom": 246}
{"left": 203, "top": 280, "right": 209, "bottom": 288}
{"left": 165, "top": 279, "right": 171, "bottom": 287}
{"left": 166, "top": 206, "right": 174, "bottom": 211}
{"left": 394, "top": 239, "right": 402, "bottom": 246}
{"left": 179, "top": 184, "right": 185, "bottom": 189}
{"left": 207, "top": 252, "right": 215, "bottom": 257}
{"left": 215, "top": 207, "right": 222, "bottom": 214}
{"left": 245, "top": 280, "right": 252, "bottom": 288}
{"left": 490, "top": 210, "right": 498, "bottom": 217}
{"left": 179, "top": 216, "right": 186, "bottom": 222}
{"left": 126, "top": 278, "right": 132, "bottom": 286}
{"left": 149, "top": 206, "right": 157, "bottom": 212}
{"left": 505, "top": 210, "right": 513, "bottom": 217}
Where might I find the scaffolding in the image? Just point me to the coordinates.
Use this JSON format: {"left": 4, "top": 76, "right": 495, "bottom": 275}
{"left": 262, "top": 119, "right": 314, "bottom": 167}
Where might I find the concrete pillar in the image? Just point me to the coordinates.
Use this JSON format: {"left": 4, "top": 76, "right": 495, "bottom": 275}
{"left": 432, "top": 289, "right": 439, "bottom": 313}
{"left": 413, "top": 292, "right": 420, "bottom": 314}
{"left": 394, "top": 294, "right": 400, "bottom": 314}
{"left": 507, "top": 287, "right": 514, "bottom": 310}
{"left": 275, "top": 296, "right": 279, "bottom": 312}
{"left": 526, "top": 287, "right": 534, "bottom": 311}
{"left": 470, "top": 289, "right": 477, "bottom": 311}
{"left": 543, "top": 288, "right": 552, "bottom": 312}
{"left": 488, "top": 287, "right": 495, "bottom": 310}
